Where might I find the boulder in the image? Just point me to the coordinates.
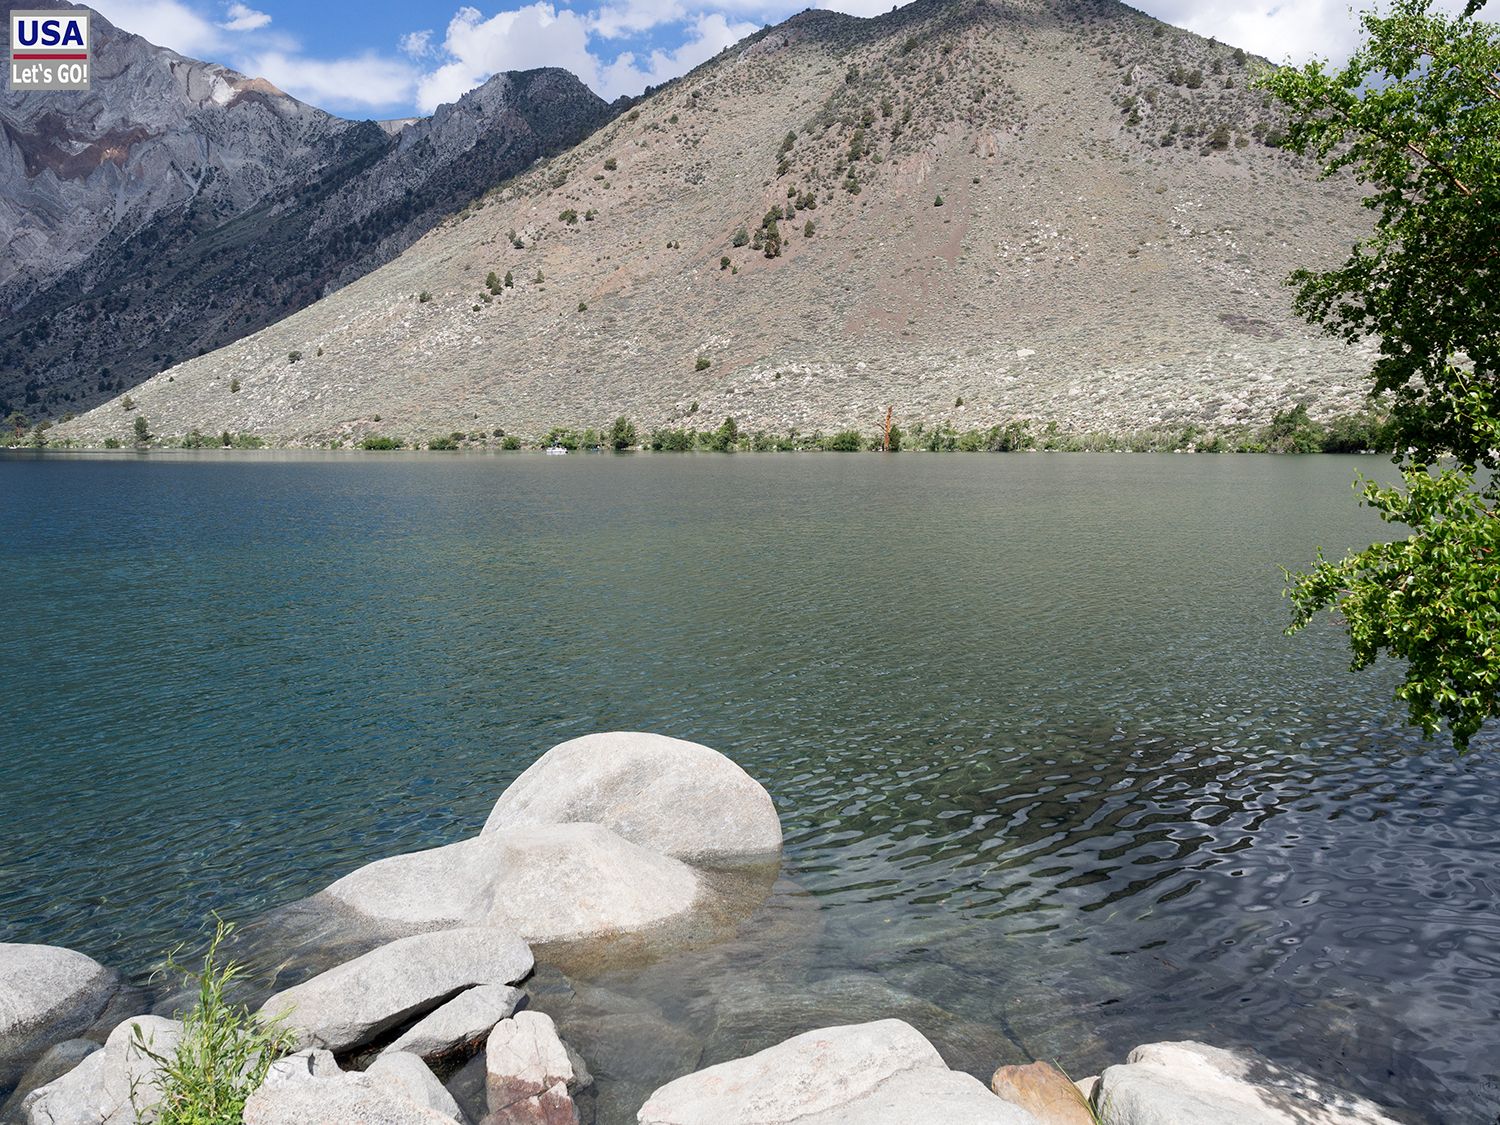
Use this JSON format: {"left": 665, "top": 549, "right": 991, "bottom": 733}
{"left": 0, "top": 946, "right": 120, "bottom": 1088}
{"left": 242, "top": 1066, "right": 458, "bottom": 1125}
{"left": 1094, "top": 1041, "right": 1401, "bottom": 1125}
{"left": 322, "top": 824, "right": 702, "bottom": 946}
{"left": 384, "top": 985, "right": 524, "bottom": 1063}
{"left": 257, "top": 929, "right": 533, "bottom": 1054}
{"left": 989, "top": 1061, "right": 1093, "bottom": 1125}
{"left": 485, "top": 1011, "right": 589, "bottom": 1125}
{"left": 1, "top": 1040, "right": 100, "bottom": 1122}
{"left": 368, "top": 1051, "right": 466, "bottom": 1122}
{"left": 482, "top": 733, "right": 782, "bottom": 866}
{"left": 258, "top": 1048, "right": 341, "bottom": 1090}
{"left": 636, "top": 1019, "right": 1040, "bottom": 1125}
{"left": 21, "top": 1015, "right": 181, "bottom": 1125}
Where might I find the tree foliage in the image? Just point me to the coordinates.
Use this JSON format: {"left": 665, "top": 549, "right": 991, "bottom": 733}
{"left": 1265, "top": 0, "right": 1499, "bottom": 748}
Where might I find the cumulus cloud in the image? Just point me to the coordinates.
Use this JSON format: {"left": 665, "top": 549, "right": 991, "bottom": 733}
{"left": 221, "top": 2, "right": 271, "bottom": 32}
{"left": 1132, "top": 0, "right": 1474, "bottom": 64}
{"left": 595, "top": 12, "right": 758, "bottom": 96}
{"left": 91, "top": 0, "right": 228, "bottom": 56}
{"left": 414, "top": 3, "right": 597, "bottom": 110}
{"left": 400, "top": 29, "right": 437, "bottom": 58}
{"left": 241, "top": 50, "right": 419, "bottom": 111}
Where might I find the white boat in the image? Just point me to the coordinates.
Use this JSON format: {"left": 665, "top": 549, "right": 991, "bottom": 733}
{"left": 545, "top": 445, "right": 569, "bottom": 455}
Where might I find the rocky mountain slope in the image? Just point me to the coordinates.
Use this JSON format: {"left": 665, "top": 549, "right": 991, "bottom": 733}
{"left": 1, "top": 2, "right": 613, "bottom": 422}
{"left": 58, "top": 0, "right": 1378, "bottom": 448}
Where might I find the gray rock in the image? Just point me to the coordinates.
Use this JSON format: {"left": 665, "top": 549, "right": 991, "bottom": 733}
{"left": 1095, "top": 1041, "right": 1401, "bottom": 1125}
{"left": 22, "top": 1015, "right": 181, "bottom": 1125}
{"left": 258, "top": 1048, "right": 341, "bottom": 1090}
{"left": 384, "top": 985, "right": 524, "bottom": 1062}
{"left": 485, "top": 1012, "right": 589, "bottom": 1124}
{"left": 242, "top": 1067, "right": 459, "bottom": 1125}
{"left": 482, "top": 733, "right": 782, "bottom": 866}
{"left": 1, "top": 1040, "right": 99, "bottom": 1123}
{"left": 20, "top": 1050, "right": 105, "bottom": 1125}
{"left": 368, "top": 1052, "right": 466, "bottom": 1122}
{"left": 0, "top": 946, "right": 120, "bottom": 1088}
{"left": 258, "top": 929, "right": 533, "bottom": 1054}
{"left": 322, "top": 823, "right": 702, "bottom": 946}
{"left": 636, "top": 1019, "right": 1038, "bottom": 1125}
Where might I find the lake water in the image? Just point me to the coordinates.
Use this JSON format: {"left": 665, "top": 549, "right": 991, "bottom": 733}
{"left": 1, "top": 452, "right": 1496, "bottom": 1122}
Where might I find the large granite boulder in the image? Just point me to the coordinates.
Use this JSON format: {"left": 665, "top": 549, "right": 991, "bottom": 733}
{"left": 0, "top": 946, "right": 120, "bottom": 1088}
{"left": 636, "top": 1019, "right": 1040, "bottom": 1124}
{"left": 1, "top": 1040, "right": 100, "bottom": 1122}
{"left": 486, "top": 1011, "right": 590, "bottom": 1125}
{"left": 242, "top": 1051, "right": 460, "bottom": 1125}
{"left": 384, "top": 984, "right": 524, "bottom": 1063}
{"left": 323, "top": 824, "right": 702, "bottom": 946}
{"left": 367, "top": 1052, "right": 467, "bottom": 1122}
{"left": 482, "top": 733, "right": 782, "bottom": 866}
{"left": 21, "top": 1015, "right": 181, "bottom": 1125}
{"left": 1093, "top": 1042, "right": 1401, "bottom": 1125}
{"left": 258, "top": 929, "right": 533, "bottom": 1054}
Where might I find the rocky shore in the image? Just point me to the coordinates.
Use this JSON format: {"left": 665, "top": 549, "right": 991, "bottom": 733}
{"left": 1, "top": 732, "right": 1409, "bottom": 1125}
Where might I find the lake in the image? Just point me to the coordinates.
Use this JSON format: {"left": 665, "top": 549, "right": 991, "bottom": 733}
{"left": 1, "top": 451, "right": 1495, "bottom": 1122}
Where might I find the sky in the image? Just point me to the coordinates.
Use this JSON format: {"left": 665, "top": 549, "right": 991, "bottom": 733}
{"left": 88, "top": 0, "right": 1473, "bottom": 119}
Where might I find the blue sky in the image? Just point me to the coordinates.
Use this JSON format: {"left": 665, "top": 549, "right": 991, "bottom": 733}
{"left": 89, "top": 0, "right": 1467, "bottom": 119}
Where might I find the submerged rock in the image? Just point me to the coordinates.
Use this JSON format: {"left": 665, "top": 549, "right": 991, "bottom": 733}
{"left": 482, "top": 732, "right": 782, "bottom": 866}
{"left": 1093, "top": 1041, "right": 1402, "bottom": 1125}
{"left": 636, "top": 1019, "right": 1039, "bottom": 1124}
{"left": 384, "top": 984, "right": 525, "bottom": 1064}
{"left": 0, "top": 946, "right": 120, "bottom": 1089}
{"left": 485, "top": 1011, "right": 590, "bottom": 1125}
{"left": 323, "top": 823, "right": 703, "bottom": 946}
{"left": 989, "top": 1061, "right": 1093, "bottom": 1125}
{"left": 257, "top": 928, "right": 533, "bottom": 1054}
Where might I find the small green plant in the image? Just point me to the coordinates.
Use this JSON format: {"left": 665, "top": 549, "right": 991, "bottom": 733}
{"left": 360, "top": 434, "right": 403, "bottom": 450}
{"left": 121, "top": 396, "right": 136, "bottom": 411}
{"left": 822, "top": 430, "right": 865, "bottom": 451}
{"left": 133, "top": 917, "right": 296, "bottom": 1125}
{"left": 504, "top": 271, "right": 514, "bottom": 288}
{"left": 695, "top": 356, "right": 711, "bottom": 371}
{"left": 427, "top": 435, "right": 460, "bottom": 450}
{"left": 609, "top": 416, "right": 637, "bottom": 449}
{"left": 103, "top": 437, "right": 121, "bottom": 449}
{"left": 604, "top": 156, "right": 617, "bottom": 171}
{"left": 560, "top": 208, "right": 579, "bottom": 224}
{"left": 230, "top": 379, "right": 241, "bottom": 392}
{"left": 287, "top": 352, "right": 302, "bottom": 364}
{"left": 578, "top": 301, "right": 588, "bottom": 311}
{"left": 501, "top": 435, "right": 521, "bottom": 449}
{"left": 934, "top": 194, "right": 945, "bottom": 207}
{"left": 721, "top": 256, "right": 731, "bottom": 270}
{"left": 133, "top": 415, "right": 150, "bottom": 444}
{"left": 418, "top": 292, "right": 432, "bottom": 303}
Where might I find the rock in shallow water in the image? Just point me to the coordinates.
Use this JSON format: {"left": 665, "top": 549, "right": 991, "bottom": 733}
{"left": 323, "top": 824, "right": 703, "bottom": 946}
{"left": 384, "top": 984, "right": 525, "bottom": 1064}
{"left": 368, "top": 1051, "right": 467, "bottom": 1123}
{"left": 257, "top": 928, "right": 533, "bottom": 1054}
{"left": 636, "top": 1019, "right": 1040, "bottom": 1125}
{"left": 485, "top": 1011, "right": 589, "bottom": 1125}
{"left": 989, "top": 1061, "right": 1093, "bottom": 1125}
{"left": 1094, "top": 1041, "right": 1402, "bottom": 1125}
{"left": 481, "top": 732, "right": 783, "bottom": 866}
{"left": 0, "top": 945, "right": 120, "bottom": 1089}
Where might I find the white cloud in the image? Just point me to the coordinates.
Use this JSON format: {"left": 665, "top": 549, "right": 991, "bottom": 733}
{"left": 1133, "top": 0, "right": 1474, "bottom": 65}
{"left": 241, "top": 50, "right": 419, "bottom": 112}
{"left": 415, "top": 3, "right": 598, "bottom": 111}
{"left": 91, "top": 0, "right": 227, "bottom": 56}
{"left": 594, "top": 12, "right": 757, "bottom": 96}
{"left": 400, "top": 29, "right": 436, "bottom": 58}
{"left": 222, "top": 2, "right": 271, "bottom": 32}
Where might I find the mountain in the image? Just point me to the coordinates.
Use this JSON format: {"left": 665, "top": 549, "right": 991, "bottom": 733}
{"left": 55, "top": 0, "right": 1378, "bottom": 448}
{"left": 0, "top": 2, "right": 613, "bottom": 421}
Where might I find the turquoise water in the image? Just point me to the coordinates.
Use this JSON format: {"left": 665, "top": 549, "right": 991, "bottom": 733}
{"left": 1, "top": 451, "right": 1495, "bottom": 1121}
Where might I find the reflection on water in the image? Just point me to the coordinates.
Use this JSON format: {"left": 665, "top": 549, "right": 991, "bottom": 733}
{"left": 1, "top": 451, "right": 1496, "bottom": 1122}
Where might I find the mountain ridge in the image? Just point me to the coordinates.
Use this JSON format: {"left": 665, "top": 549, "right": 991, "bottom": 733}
{"left": 53, "top": 0, "right": 1379, "bottom": 448}
{"left": 1, "top": 3, "right": 615, "bottom": 422}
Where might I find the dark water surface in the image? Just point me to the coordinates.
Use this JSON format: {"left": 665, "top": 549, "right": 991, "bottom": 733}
{"left": 1, "top": 452, "right": 1496, "bottom": 1121}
